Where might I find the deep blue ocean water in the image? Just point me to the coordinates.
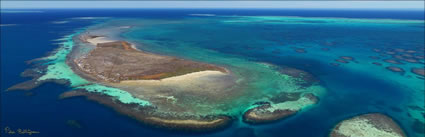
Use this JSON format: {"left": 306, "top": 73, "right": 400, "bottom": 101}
{"left": 1, "top": 9, "right": 424, "bottom": 137}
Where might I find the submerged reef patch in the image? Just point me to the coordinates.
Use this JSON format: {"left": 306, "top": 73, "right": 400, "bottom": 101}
{"left": 330, "top": 113, "right": 406, "bottom": 137}
{"left": 386, "top": 66, "right": 405, "bottom": 74}
{"left": 411, "top": 68, "right": 425, "bottom": 77}
{"left": 384, "top": 59, "right": 404, "bottom": 65}
{"left": 243, "top": 93, "right": 318, "bottom": 124}
{"left": 340, "top": 56, "right": 355, "bottom": 61}
{"left": 372, "top": 62, "right": 382, "bottom": 66}
{"left": 59, "top": 90, "right": 231, "bottom": 131}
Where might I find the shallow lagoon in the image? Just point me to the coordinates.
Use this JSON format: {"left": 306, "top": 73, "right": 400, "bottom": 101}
{"left": 121, "top": 15, "right": 425, "bottom": 136}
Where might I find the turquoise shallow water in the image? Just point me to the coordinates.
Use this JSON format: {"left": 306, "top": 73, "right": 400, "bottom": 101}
{"left": 37, "top": 32, "right": 151, "bottom": 106}
{"left": 1, "top": 9, "right": 424, "bottom": 137}
{"left": 119, "top": 16, "right": 424, "bottom": 136}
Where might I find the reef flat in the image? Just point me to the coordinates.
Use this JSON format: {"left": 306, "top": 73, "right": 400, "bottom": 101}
{"left": 244, "top": 93, "right": 318, "bottom": 124}
{"left": 330, "top": 113, "right": 406, "bottom": 137}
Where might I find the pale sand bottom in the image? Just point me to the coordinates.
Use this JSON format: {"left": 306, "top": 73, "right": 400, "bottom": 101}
{"left": 118, "top": 70, "right": 230, "bottom": 87}
{"left": 115, "top": 70, "right": 236, "bottom": 98}
{"left": 335, "top": 117, "right": 403, "bottom": 137}
{"left": 109, "top": 70, "right": 239, "bottom": 115}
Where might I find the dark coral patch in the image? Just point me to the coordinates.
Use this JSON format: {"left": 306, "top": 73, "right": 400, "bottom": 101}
{"left": 386, "top": 66, "right": 405, "bottom": 74}
{"left": 340, "top": 56, "right": 354, "bottom": 61}
{"left": 372, "top": 62, "right": 382, "bottom": 66}
{"left": 252, "top": 101, "right": 271, "bottom": 106}
{"left": 7, "top": 79, "right": 69, "bottom": 91}
{"left": 403, "top": 58, "right": 419, "bottom": 63}
{"left": 335, "top": 59, "right": 349, "bottom": 64}
{"left": 278, "top": 66, "right": 319, "bottom": 87}
{"left": 408, "top": 105, "right": 424, "bottom": 111}
{"left": 7, "top": 62, "right": 71, "bottom": 92}
{"left": 384, "top": 59, "right": 403, "bottom": 65}
{"left": 20, "top": 67, "right": 46, "bottom": 78}
{"left": 269, "top": 92, "right": 301, "bottom": 104}
{"left": 411, "top": 68, "right": 425, "bottom": 77}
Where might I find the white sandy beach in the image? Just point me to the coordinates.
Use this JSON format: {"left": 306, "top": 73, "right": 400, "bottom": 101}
{"left": 119, "top": 70, "right": 229, "bottom": 88}
{"left": 86, "top": 36, "right": 114, "bottom": 45}
{"left": 85, "top": 36, "right": 142, "bottom": 52}
{"left": 113, "top": 70, "right": 236, "bottom": 100}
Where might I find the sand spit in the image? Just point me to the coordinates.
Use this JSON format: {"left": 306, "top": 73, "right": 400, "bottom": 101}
{"left": 118, "top": 70, "right": 227, "bottom": 86}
